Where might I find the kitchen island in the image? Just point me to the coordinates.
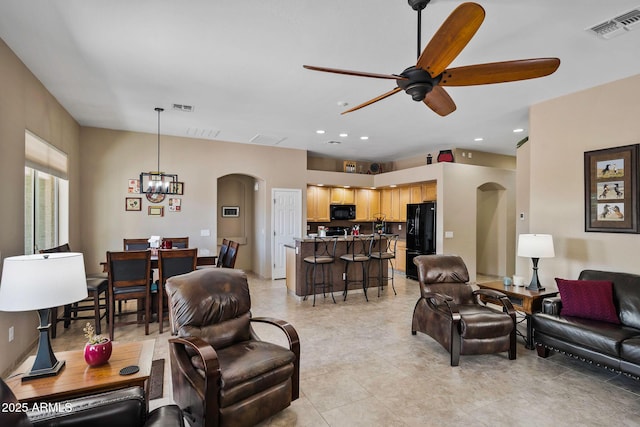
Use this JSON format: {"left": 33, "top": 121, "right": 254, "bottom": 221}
{"left": 285, "top": 235, "right": 390, "bottom": 299}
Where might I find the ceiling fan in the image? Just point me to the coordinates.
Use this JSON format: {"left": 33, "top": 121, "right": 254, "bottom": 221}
{"left": 303, "top": 1, "right": 560, "bottom": 116}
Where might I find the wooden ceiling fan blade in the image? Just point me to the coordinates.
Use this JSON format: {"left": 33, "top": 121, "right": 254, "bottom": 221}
{"left": 440, "top": 58, "right": 561, "bottom": 86}
{"left": 417, "top": 2, "right": 485, "bottom": 78}
{"left": 341, "top": 87, "right": 403, "bottom": 115}
{"left": 303, "top": 65, "right": 406, "bottom": 80}
{"left": 423, "top": 86, "right": 456, "bottom": 116}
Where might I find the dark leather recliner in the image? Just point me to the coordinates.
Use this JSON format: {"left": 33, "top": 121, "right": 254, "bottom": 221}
{"left": 166, "top": 268, "right": 300, "bottom": 427}
{"left": 411, "top": 254, "right": 517, "bottom": 366}
{"left": 0, "top": 377, "right": 184, "bottom": 427}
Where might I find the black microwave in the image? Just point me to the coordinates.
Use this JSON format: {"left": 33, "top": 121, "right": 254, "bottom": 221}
{"left": 330, "top": 204, "right": 356, "bottom": 220}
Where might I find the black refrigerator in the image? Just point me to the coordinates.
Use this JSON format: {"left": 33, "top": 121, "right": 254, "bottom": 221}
{"left": 405, "top": 202, "right": 436, "bottom": 280}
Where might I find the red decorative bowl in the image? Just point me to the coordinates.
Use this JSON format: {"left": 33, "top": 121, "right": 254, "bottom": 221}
{"left": 84, "top": 340, "right": 112, "bottom": 366}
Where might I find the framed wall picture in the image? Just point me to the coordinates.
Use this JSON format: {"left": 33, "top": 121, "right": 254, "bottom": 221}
{"left": 170, "top": 182, "right": 184, "bottom": 195}
{"left": 128, "top": 179, "right": 140, "bottom": 194}
{"left": 148, "top": 206, "right": 164, "bottom": 217}
{"left": 125, "top": 197, "right": 142, "bottom": 211}
{"left": 584, "top": 144, "right": 639, "bottom": 233}
{"left": 168, "top": 198, "right": 181, "bottom": 212}
{"left": 222, "top": 206, "right": 240, "bottom": 217}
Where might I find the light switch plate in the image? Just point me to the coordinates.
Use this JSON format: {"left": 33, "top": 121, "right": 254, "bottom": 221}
{"left": 445, "top": 231, "right": 454, "bottom": 239}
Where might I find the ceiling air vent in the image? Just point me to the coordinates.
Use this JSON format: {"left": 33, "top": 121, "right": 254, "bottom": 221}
{"left": 186, "top": 128, "right": 219, "bottom": 138}
{"left": 587, "top": 7, "right": 640, "bottom": 39}
{"left": 250, "top": 134, "right": 286, "bottom": 145}
{"left": 614, "top": 8, "right": 640, "bottom": 29}
{"left": 172, "top": 104, "right": 194, "bottom": 112}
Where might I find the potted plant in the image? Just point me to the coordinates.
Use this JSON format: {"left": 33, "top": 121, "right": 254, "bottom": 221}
{"left": 83, "top": 322, "right": 112, "bottom": 366}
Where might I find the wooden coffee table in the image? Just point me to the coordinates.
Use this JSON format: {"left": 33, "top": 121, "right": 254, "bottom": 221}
{"left": 476, "top": 281, "right": 558, "bottom": 349}
{"left": 5, "top": 340, "right": 154, "bottom": 404}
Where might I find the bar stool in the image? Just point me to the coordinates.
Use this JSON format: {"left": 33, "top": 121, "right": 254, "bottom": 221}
{"left": 303, "top": 237, "right": 337, "bottom": 306}
{"left": 369, "top": 234, "right": 398, "bottom": 297}
{"left": 341, "top": 235, "right": 372, "bottom": 302}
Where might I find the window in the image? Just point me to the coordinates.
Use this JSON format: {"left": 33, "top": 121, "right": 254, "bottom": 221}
{"left": 24, "top": 131, "right": 69, "bottom": 254}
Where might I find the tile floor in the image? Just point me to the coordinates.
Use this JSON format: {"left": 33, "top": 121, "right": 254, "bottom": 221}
{"left": 41, "top": 272, "right": 640, "bottom": 426}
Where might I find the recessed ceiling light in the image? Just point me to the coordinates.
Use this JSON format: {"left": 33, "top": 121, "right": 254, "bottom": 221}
{"left": 389, "top": 184, "right": 397, "bottom": 188}
{"left": 344, "top": 185, "right": 351, "bottom": 188}
{"left": 316, "top": 130, "right": 325, "bottom": 134}
{"left": 474, "top": 137, "right": 484, "bottom": 142}
{"left": 337, "top": 101, "right": 349, "bottom": 107}
{"left": 317, "top": 184, "right": 324, "bottom": 186}
{"left": 360, "top": 136, "right": 369, "bottom": 140}
{"left": 513, "top": 128, "right": 525, "bottom": 133}
{"left": 339, "top": 133, "right": 348, "bottom": 137}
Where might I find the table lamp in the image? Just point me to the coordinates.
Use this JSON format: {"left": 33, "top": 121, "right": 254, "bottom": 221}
{"left": 517, "top": 234, "right": 555, "bottom": 291}
{"left": 0, "top": 253, "right": 88, "bottom": 381}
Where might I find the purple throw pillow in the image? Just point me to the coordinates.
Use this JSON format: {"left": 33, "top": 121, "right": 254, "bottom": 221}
{"left": 555, "top": 278, "right": 620, "bottom": 324}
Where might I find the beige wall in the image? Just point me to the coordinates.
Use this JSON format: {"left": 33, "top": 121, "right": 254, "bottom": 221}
{"left": 78, "top": 127, "right": 308, "bottom": 279}
{"left": 519, "top": 73, "right": 640, "bottom": 285}
{"left": 370, "top": 162, "right": 516, "bottom": 281}
{"left": 0, "top": 38, "right": 82, "bottom": 375}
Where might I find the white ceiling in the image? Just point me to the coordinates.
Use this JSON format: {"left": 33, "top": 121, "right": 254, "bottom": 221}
{"left": 1, "top": 1, "right": 639, "bottom": 162}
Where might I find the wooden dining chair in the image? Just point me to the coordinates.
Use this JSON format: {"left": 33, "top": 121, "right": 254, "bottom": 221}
{"left": 216, "top": 238, "right": 230, "bottom": 268}
{"left": 163, "top": 237, "right": 189, "bottom": 248}
{"left": 40, "top": 243, "right": 108, "bottom": 338}
{"left": 222, "top": 240, "right": 240, "bottom": 268}
{"left": 123, "top": 238, "right": 150, "bottom": 251}
{"left": 156, "top": 248, "right": 197, "bottom": 333}
{"left": 106, "top": 250, "right": 152, "bottom": 340}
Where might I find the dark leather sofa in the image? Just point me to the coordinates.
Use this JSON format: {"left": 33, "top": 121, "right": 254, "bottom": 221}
{"left": 533, "top": 269, "right": 640, "bottom": 379}
{"left": 0, "top": 377, "right": 184, "bottom": 427}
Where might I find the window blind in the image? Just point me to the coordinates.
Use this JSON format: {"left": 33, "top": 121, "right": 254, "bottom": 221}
{"left": 25, "top": 131, "right": 68, "bottom": 179}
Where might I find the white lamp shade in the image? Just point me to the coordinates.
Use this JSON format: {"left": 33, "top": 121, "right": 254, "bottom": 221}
{"left": 517, "top": 234, "right": 555, "bottom": 258}
{"left": 0, "top": 253, "right": 88, "bottom": 312}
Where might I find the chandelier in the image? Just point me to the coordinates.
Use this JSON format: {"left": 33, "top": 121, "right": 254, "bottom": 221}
{"left": 140, "top": 107, "right": 179, "bottom": 194}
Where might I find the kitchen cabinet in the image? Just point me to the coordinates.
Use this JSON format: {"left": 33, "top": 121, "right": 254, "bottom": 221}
{"left": 380, "top": 188, "right": 393, "bottom": 221}
{"left": 307, "top": 186, "right": 330, "bottom": 221}
{"left": 410, "top": 182, "right": 437, "bottom": 203}
{"left": 395, "top": 240, "right": 406, "bottom": 272}
{"left": 422, "top": 182, "right": 436, "bottom": 201}
{"left": 330, "top": 187, "right": 355, "bottom": 204}
{"left": 354, "top": 188, "right": 381, "bottom": 222}
{"left": 399, "top": 187, "right": 411, "bottom": 222}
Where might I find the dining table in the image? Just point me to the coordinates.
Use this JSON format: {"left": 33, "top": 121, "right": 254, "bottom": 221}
{"left": 100, "top": 251, "right": 217, "bottom": 272}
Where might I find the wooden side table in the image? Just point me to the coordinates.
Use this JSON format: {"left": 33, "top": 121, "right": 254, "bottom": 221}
{"left": 476, "top": 281, "right": 558, "bottom": 349}
{"left": 5, "top": 340, "right": 155, "bottom": 404}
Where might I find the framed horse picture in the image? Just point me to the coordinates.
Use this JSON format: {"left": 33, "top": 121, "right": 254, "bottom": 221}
{"left": 584, "top": 144, "right": 639, "bottom": 233}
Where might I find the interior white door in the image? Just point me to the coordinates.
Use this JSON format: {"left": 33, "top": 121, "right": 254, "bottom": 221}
{"left": 272, "top": 188, "right": 302, "bottom": 279}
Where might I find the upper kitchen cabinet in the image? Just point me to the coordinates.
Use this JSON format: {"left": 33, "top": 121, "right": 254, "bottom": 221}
{"left": 410, "top": 182, "right": 437, "bottom": 203}
{"left": 330, "top": 187, "right": 355, "bottom": 204}
{"left": 307, "top": 185, "right": 330, "bottom": 221}
{"left": 355, "top": 188, "right": 380, "bottom": 221}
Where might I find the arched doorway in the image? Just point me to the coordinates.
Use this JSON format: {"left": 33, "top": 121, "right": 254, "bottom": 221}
{"left": 217, "top": 174, "right": 261, "bottom": 273}
{"left": 476, "top": 182, "right": 508, "bottom": 277}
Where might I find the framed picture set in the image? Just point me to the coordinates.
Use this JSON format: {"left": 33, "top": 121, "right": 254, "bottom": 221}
{"left": 148, "top": 206, "right": 164, "bottom": 217}
{"left": 584, "top": 144, "right": 639, "bottom": 233}
{"left": 125, "top": 197, "right": 142, "bottom": 211}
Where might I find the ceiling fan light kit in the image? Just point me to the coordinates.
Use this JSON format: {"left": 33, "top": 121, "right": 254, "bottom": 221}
{"left": 303, "top": 2, "right": 560, "bottom": 117}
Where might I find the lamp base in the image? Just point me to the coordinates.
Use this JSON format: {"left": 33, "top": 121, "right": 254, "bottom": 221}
{"left": 22, "top": 360, "right": 65, "bottom": 382}
{"left": 21, "top": 308, "right": 66, "bottom": 382}
{"left": 526, "top": 257, "right": 545, "bottom": 291}
{"left": 526, "top": 282, "right": 546, "bottom": 292}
